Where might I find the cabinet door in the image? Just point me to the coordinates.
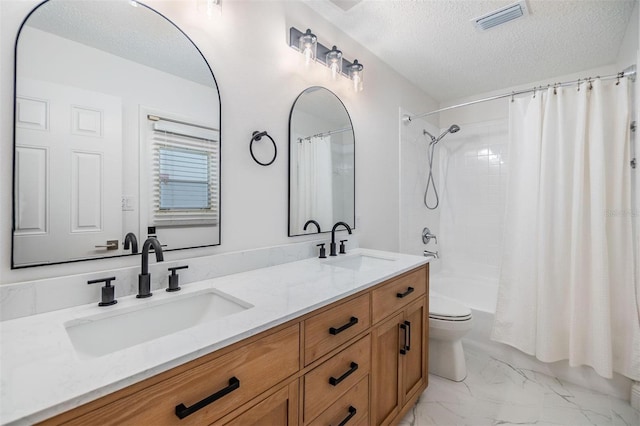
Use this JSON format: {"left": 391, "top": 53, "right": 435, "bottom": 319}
{"left": 371, "top": 312, "right": 402, "bottom": 426}
{"left": 220, "top": 380, "right": 298, "bottom": 426}
{"left": 401, "top": 297, "right": 427, "bottom": 405}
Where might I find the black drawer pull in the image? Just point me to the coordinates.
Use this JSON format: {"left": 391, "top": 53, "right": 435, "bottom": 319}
{"left": 396, "top": 286, "right": 414, "bottom": 298}
{"left": 329, "top": 316, "right": 358, "bottom": 335}
{"left": 404, "top": 320, "right": 411, "bottom": 352}
{"left": 329, "top": 362, "right": 359, "bottom": 386}
{"left": 399, "top": 323, "right": 408, "bottom": 355}
{"left": 337, "top": 406, "right": 357, "bottom": 426}
{"left": 175, "top": 377, "right": 240, "bottom": 419}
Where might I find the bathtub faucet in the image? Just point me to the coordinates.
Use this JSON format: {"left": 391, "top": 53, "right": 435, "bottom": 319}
{"left": 424, "top": 250, "right": 439, "bottom": 259}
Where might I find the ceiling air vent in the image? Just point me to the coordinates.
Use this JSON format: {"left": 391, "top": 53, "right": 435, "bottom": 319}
{"left": 472, "top": 1, "right": 529, "bottom": 31}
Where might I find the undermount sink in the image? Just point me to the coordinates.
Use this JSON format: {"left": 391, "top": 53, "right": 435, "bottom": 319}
{"left": 327, "top": 253, "right": 396, "bottom": 271}
{"left": 65, "top": 290, "right": 252, "bottom": 359}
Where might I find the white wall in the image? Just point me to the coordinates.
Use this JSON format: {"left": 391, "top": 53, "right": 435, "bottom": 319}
{"left": 0, "top": 0, "right": 438, "bottom": 285}
{"left": 398, "top": 109, "right": 440, "bottom": 264}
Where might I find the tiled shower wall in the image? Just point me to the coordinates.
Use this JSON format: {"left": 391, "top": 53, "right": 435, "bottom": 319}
{"left": 437, "top": 119, "right": 509, "bottom": 281}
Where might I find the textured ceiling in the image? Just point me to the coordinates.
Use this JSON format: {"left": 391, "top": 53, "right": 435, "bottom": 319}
{"left": 305, "top": 0, "right": 637, "bottom": 102}
{"left": 25, "top": 0, "right": 216, "bottom": 88}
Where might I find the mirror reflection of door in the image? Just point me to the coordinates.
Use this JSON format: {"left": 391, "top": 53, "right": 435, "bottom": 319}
{"left": 288, "top": 87, "right": 355, "bottom": 236}
{"left": 15, "top": 79, "right": 123, "bottom": 265}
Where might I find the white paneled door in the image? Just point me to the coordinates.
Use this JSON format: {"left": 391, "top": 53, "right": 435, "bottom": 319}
{"left": 14, "top": 78, "right": 122, "bottom": 265}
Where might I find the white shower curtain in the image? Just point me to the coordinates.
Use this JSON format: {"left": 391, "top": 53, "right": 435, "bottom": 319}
{"left": 491, "top": 78, "right": 640, "bottom": 380}
{"left": 294, "top": 136, "right": 333, "bottom": 231}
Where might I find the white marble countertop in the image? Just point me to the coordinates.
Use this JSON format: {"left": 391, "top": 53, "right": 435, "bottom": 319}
{"left": 0, "top": 249, "right": 428, "bottom": 425}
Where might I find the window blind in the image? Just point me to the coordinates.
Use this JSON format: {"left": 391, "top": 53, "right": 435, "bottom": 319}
{"left": 150, "top": 119, "right": 219, "bottom": 227}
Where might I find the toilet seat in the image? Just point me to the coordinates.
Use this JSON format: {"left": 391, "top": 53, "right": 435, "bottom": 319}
{"left": 429, "top": 295, "right": 472, "bottom": 321}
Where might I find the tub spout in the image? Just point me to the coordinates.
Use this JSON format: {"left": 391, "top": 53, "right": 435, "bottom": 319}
{"left": 424, "top": 250, "right": 439, "bottom": 259}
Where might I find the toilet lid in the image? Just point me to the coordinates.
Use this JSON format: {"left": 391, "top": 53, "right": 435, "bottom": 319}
{"left": 429, "top": 295, "right": 472, "bottom": 320}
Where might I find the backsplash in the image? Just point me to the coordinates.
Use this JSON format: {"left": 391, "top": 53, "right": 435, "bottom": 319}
{"left": 439, "top": 119, "right": 509, "bottom": 280}
{"left": 0, "top": 237, "right": 358, "bottom": 321}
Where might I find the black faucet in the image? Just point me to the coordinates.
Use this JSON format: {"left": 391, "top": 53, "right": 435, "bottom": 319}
{"left": 124, "top": 232, "right": 138, "bottom": 254}
{"left": 330, "top": 221, "right": 352, "bottom": 256}
{"left": 303, "top": 219, "right": 322, "bottom": 233}
{"left": 137, "top": 237, "right": 164, "bottom": 298}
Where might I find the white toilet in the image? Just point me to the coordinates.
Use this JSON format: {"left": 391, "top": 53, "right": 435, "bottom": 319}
{"left": 428, "top": 294, "right": 473, "bottom": 381}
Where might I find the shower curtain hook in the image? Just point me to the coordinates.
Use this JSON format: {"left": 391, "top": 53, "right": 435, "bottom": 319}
{"left": 588, "top": 77, "right": 593, "bottom": 90}
{"left": 533, "top": 87, "right": 536, "bottom": 98}
{"left": 511, "top": 91, "right": 515, "bottom": 103}
{"left": 553, "top": 83, "right": 557, "bottom": 95}
{"left": 617, "top": 71, "right": 624, "bottom": 85}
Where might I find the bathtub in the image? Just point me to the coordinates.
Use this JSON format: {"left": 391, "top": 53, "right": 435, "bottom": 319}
{"left": 429, "top": 272, "right": 633, "bottom": 401}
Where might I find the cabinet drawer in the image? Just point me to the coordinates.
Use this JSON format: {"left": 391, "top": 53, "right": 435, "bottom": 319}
{"left": 220, "top": 380, "right": 298, "bottom": 426}
{"left": 308, "top": 376, "right": 369, "bottom": 426}
{"left": 304, "top": 334, "right": 370, "bottom": 423}
{"left": 65, "top": 325, "right": 300, "bottom": 426}
{"left": 304, "top": 294, "right": 370, "bottom": 365}
{"left": 372, "top": 267, "right": 426, "bottom": 323}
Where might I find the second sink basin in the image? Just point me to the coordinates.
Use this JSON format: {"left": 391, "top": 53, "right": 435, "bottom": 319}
{"left": 327, "top": 253, "right": 396, "bottom": 271}
{"left": 65, "top": 289, "right": 253, "bottom": 359}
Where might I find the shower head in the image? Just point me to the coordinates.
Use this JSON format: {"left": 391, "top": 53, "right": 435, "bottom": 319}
{"left": 424, "top": 124, "right": 461, "bottom": 145}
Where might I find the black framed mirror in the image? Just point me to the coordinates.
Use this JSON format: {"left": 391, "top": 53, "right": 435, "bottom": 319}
{"left": 288, "top": 87, "right": 355, "bottom": 236}
{"left": 12, "top": 0, "right": 221, "bottom": 268}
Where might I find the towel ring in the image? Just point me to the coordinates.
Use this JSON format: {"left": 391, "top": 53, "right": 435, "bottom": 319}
{"left": 250, "top": 130, "right": 277, "bottom": 166}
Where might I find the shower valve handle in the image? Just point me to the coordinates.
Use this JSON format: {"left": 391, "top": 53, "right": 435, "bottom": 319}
{"left": 422, "top": 227, "right": 437, "bottom": 244}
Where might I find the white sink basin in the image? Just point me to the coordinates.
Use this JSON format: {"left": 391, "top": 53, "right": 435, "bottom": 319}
{"left": 65, "top": 290, "right": 252, "bottom": 359}
{"left": 327, "top": 254, "right": 396, "bottom": 271}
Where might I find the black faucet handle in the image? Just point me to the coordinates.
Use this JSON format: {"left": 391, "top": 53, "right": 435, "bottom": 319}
{"left": 316, "top": 243, "right": 327, "bottom": 259}
{"left": 167, "top": 265, "right": 188, "bottom": 292}
{"left": 87, "top": 277, "right": 117, "bottom": 307}
{"left": 339, "top": 239, "right": 348, "bottom": 254}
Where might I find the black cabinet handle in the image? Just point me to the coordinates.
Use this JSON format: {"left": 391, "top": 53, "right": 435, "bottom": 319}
{"left": 175, "top": 377, "right": 240, "bottom": 419}
{"left": 329, "top": 362, "right": 359, "bottom": 386}
{"left": 337, "top": 406, "right": 357, "bottom": 426}
{"left": 400, "top": 323, "right": 408, "bottom": 355}
{"left": 404, "top": 320, "right": 411, "bottom": 352}
{"left": 396, "top": 287, "right": 415, "bottom": 298}
{"left": 329, "top": 316, "right": 358, "bottom": 335}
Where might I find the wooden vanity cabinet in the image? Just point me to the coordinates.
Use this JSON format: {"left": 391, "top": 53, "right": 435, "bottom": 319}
{"left": 40, "top": 264, "right": 428, "bottom": 426}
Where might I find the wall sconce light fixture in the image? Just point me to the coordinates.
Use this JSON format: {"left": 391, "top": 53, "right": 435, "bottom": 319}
{"left": 299, "top": 29, "right": 317, "bottom": 65}
{"left": 289, "top": 27, "right": 364, "bottom": 91}
{"left": 347, "top": 59, "right": 364, "bottom": 92}
{"left": 326, "top": 46, "right": 343, "bottom": 80}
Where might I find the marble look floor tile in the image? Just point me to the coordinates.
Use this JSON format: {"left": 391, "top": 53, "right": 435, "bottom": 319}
{"left": 401, "top": 346, "right": 638, "bottom": 426}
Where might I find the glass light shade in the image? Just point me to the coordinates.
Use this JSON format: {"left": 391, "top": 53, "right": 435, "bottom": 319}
{"left": 348, "top": 60, "right": 364, "bottom": 91}
{"left": 299, "top": 29, "right": 317, "bottom": 65}
{"left": 326, "top": 46, "right": 343, "bottom": 80}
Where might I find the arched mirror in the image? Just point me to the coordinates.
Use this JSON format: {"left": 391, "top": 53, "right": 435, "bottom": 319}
{"left": 288, "top": 87, "right": 355, "bottom": 236}
{"left": 13, "top": 0, "right": 221, "bottom": 268}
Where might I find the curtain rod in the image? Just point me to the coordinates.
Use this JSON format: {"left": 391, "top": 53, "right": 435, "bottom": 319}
{"left": 298, "top": 127, "right": 352, "bottom": 143}
{"left": 402, "top": 66, "right": 636, "bottom": 124}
